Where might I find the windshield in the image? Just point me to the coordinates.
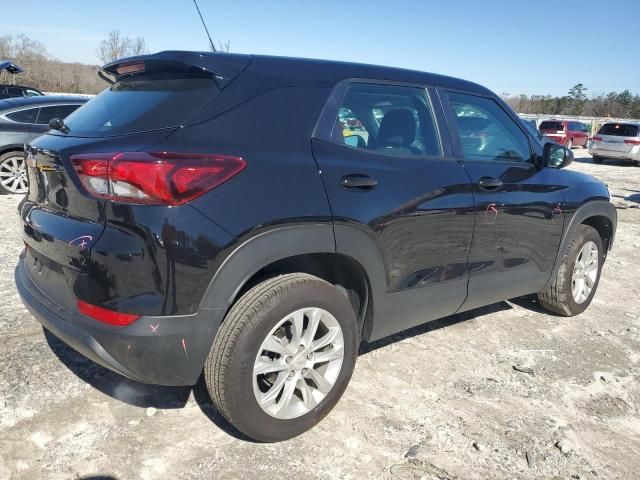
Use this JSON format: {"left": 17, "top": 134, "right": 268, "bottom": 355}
{"left": 62, "top": 71, "right": 219, "bottom": 137}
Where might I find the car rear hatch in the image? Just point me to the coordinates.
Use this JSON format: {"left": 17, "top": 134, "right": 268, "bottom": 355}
{"left": 20, "top": 51, "right": 252, "bottom": 311}
{"left": 593, "top": 123, "right": 640, "bottom": 153}
{"left": 539, "top": 120, "right": 565, "bottom": 139}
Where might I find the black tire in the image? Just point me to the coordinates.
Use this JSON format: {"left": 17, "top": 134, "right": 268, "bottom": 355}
{"left": 204, "top": 273, "right": 359, "bottom": 442}
{"left": 592, "top": 155, "right": 603, "bottom": 164}
{"left": 538, "top": 225, "right": 603, "bottom": 316}
{"left": 634, "top": 161, "right": 640, "bottom": 168}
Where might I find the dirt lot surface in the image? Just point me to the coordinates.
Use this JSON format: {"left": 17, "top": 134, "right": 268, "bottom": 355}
{"left": 1, "top": 151, "right": 639, "bottom": 480}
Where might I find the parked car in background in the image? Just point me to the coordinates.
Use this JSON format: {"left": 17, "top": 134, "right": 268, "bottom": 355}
{"left": 589, "top": 122, "right": 640, "bottom": 166}
{"left": 0, "top": 60, "right": 44, "bottom": 99}
{"left": 0, "top": 95, "right": 88, "bottom": 193}
{"left": 519, "top": 117, "right": 556, "bottom": 145}
{"left": 539, "top": 119, "right": 589, "bottom": 149}
{"left": 0, "top": 85, "right": 44, "bottom": 99}
{"left": 15, "top": 51, "right": 617, "bottom": 442}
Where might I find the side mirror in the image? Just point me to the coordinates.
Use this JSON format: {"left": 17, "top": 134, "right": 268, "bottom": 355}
{"left": 543, "top": 142, "right": 573, "bottom": 169}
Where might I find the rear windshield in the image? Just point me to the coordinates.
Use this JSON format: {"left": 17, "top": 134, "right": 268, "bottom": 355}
{"left": 598, "top": 123, "right": 639, "bottom": 137}
{"left": 62, "top": 72, "right": 219, "bottom": 137}
{"left": 539, "top": 121, "right": 564, "bottom": 131}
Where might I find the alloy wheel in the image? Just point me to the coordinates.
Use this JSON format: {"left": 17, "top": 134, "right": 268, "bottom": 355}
{"left": 571, "top": 240, "right": 598, "bottom": 304}
{"left": 0, "top": 155, "right": 28, "bottom": 194}
{"left": 252, "top": 307, "right": 344, "bottom": 419}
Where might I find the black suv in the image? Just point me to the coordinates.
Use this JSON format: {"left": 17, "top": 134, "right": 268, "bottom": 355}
{"left": 16, "top": 52, "right": 616, "bottom": 442}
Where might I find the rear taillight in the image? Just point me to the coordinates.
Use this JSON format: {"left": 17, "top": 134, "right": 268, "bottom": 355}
{"left": 71, "top": 152, "right": 246, "bottom": 206}
{"left": 624, "top": 139, "right": 640, "bottom": 146}
{"left": 77, "top": 299, "right": 140, "bottom": 326}
{"left": 591, "top": 136, "right": 602, "bottom": 142}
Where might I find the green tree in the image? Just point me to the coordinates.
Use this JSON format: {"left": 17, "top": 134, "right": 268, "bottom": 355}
{"left": 568, "top": 83, "right": 588, "bottom": 115}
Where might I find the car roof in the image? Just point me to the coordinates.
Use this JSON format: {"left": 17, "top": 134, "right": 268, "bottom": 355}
{"left": 104, "top": 51, "right": 494, "bottom": 95}
{"left": 0, "top": 95, "right": 89, "bottom": 111}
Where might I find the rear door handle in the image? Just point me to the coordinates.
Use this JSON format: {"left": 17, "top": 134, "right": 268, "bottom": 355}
{"left": 478, "top": 177, "right": 503, "bottom": 191}
{"left": 340, "top": 174, "right": 378, "bottom": 189}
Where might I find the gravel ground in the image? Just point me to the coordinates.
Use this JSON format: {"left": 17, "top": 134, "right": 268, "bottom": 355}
{"left": 0, "top": 150, "right": 638, "bottom": 480}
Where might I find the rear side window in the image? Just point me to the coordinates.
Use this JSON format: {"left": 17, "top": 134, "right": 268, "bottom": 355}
{"left": 63, "top": 72, "right": 219, "bottom": 137}
{"left": 5, "top": 107, "right": 39, "bottom": 123}
{"left": 328, "top": 83, "right": 441, "bottom": 157}
{"left": 540, "top": 121, "right": 564, "bottom": 131}
{"left": 36, "top": 105, "right": 81, "bottom": 124}
{"left": 598, "top": 123, "right": 639, "bottom": 137}
{"left": 447, "top": 92, "right": 530, "bottom": 162}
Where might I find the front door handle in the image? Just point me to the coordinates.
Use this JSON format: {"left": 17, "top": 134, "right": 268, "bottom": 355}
{"left": 341, "top": 174, "right": 378, "bottom": 189}
{"left": 478, "top": 177, "right": 503, "bottom": 191}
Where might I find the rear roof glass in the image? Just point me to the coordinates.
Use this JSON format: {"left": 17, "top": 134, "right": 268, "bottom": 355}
{"left": 61, "top": 71, "right": 219, "bottom": 137}
{"left": 539, "top": 121, "right": 564, "bottom": 131}
{"left": 598, "top": 123, "right": 639, "bottom": 137}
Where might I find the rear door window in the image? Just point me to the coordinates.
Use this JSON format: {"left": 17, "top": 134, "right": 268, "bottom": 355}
{"left": 447, "top": 92, "right": 531, "bottom": 162}
{"left": 62, "top": 71, "right": 220, "bottom": 137}
{"left": 35, "top": 105, "right": 81, "bottom": 124}
{"left": 328, "top": 83, "right": 442, "bottom": 157}
{"left": 598, "top": 123, "right": 639, "bottom": 137}
{"left": 5, "top": 107, "right": 39, "bottom": 123}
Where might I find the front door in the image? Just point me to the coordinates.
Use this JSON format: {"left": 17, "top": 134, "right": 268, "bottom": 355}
{"left": 312, "top": 81, "right": 475, "bottom": 340}
{"left": 440, "top": 90, "right": 566, "bottom": 311}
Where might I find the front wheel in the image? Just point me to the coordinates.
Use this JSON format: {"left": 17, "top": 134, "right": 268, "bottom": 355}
{"left": 0, "top": 151, "right": 28, "bottom": 194}
{"left": 538, "top": 225, "right": 603, "bottom": 316}
{"left": 592, "top": 155, "right": 603, "bottom": 164}
{"left": 204, "top": 273, "right": 358, "bottom": 442}
{"left": 565, "top": 138, "right": 573, "bottom": 149}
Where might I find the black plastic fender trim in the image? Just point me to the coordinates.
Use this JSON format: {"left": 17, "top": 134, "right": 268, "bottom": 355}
{"left": 199, "top": 223, "right": 336, "bottom": 310}
{"left": 543, "top": 199, "right": 617, "bottom": 290}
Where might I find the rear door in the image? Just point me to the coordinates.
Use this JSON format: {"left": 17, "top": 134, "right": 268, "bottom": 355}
{"left": 440, "top": 90, "right": 565, "bottom": 311}
{"left": 312, "top": 81, "right": 475, "bottom": 339}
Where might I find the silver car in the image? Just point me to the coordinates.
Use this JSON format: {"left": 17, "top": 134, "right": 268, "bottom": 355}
{"left": 589, "top": 122, "right": 640, "bottom": 166}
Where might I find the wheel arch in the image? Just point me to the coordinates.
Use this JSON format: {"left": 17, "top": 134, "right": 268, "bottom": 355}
{"left": 544, "top": 199, "right": 617, "bottom": 290}
{"left": 199, "top": 224, "right": 384, "bottom": 340}
{"left": 0, "top": 145, "right": 24, "bottom": 157}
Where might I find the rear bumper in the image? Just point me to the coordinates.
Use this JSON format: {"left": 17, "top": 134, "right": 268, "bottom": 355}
{"left": 543, "top": 134, "right": 567, "bottom": 144}
{"left": 589, "top": 146, "right": 640, "bottom": 161}
{"left": 16, "top": 254, "right": 226, "bottom": 386}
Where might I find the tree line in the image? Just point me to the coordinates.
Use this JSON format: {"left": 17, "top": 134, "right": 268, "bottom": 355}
{"left": 502, "top": 83, "right": 640, "bottom": 119}
{"left": 0, "top": 31, "right": 150, "bottom": 95}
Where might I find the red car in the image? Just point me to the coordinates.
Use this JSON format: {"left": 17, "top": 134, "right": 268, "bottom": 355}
{"left": 539, "top": 120, "right": 589, "bottom": 149}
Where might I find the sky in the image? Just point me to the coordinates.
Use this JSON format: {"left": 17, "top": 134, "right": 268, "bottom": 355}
{"left": 1, "top": 0, "right": 638, "bottom": 97}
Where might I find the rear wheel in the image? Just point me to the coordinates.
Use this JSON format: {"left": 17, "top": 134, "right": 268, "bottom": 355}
{"left": 565, "top": 138, "right": 573, "bottom": 149}
{"left": 538, "top": 225, "right": 603, "bottom": 316}
{"left": 204, "top": 273, "right": 359, "bottom": 442}
{"left": 0, "top": 151, "right": 28, "bottom": 194}
{"left": 592, "top": 155, "right": 603, "bottom": 164}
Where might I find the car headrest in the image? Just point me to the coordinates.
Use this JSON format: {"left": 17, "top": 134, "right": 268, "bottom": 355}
{"left": 378, "top": 109, "right": 416, "bottom": 148}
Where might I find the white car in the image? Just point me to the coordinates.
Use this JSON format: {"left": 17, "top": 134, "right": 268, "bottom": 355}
{"left": 589, "top": 122, "right": 640, "bottom": 166}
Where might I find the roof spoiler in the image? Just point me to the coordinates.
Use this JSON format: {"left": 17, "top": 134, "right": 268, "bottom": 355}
{"left": 0, "top": 61, "right": 24, "bottom": 74}
{"left": 100, "top": 51, "right": 253, "bottom": 88}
